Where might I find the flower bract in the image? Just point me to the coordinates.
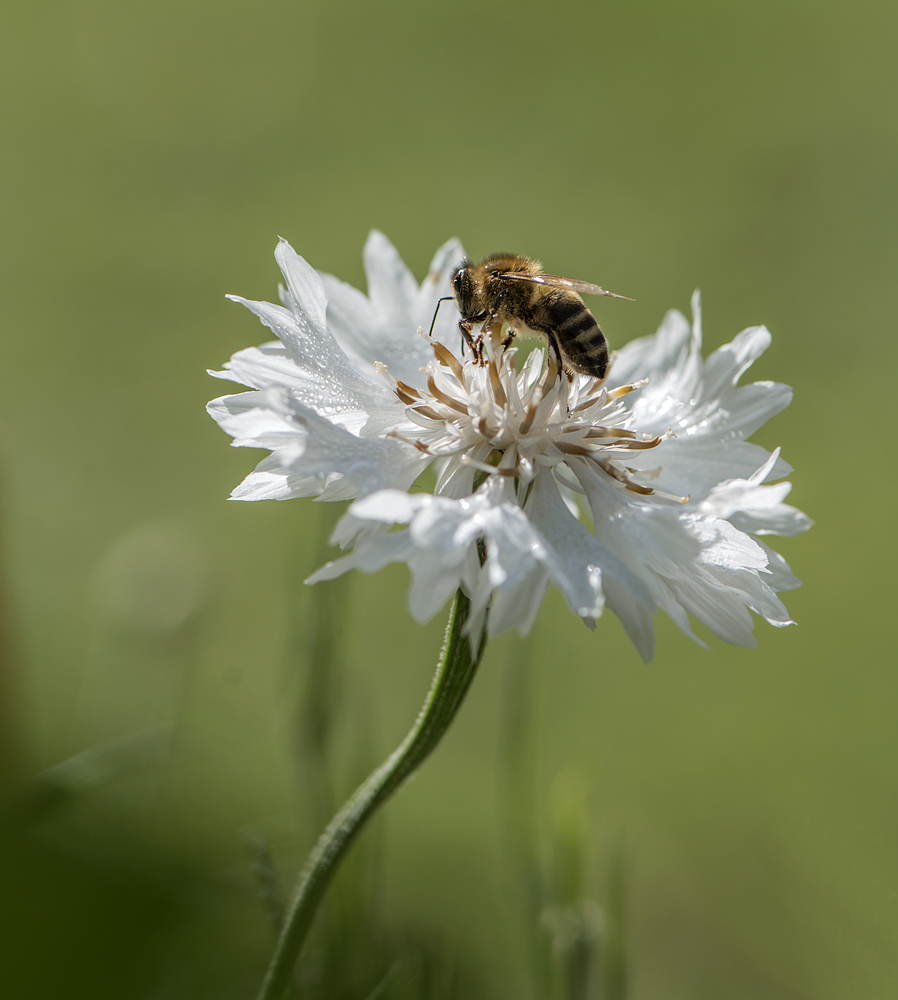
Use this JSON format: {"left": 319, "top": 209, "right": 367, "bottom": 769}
{"left": 207, "top": 233, "right": 810, "bottom": 661}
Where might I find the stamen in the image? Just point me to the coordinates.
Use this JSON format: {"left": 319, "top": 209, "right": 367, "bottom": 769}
{"left": 460, "top": 454, "right": 518, "bottom": 477}
{"left": 431, "top": 341, "right": 466, "bottom": 382}
{"left": 382, "top": 332, "right": 681, "bottom": 509}
{"left": 584, "top": 427, "right": 638, "bottom": 440}
{"left": 394, "top": 379, "right": 421, "bottom": 399}
{"left": 572, "top": 387, "right": 606, "bottom": 412}
{"left": 407, "top": 405, "right": 445, "bottom": 423}
{"left": 427, "top": 375, "right": 468, "bottom": 415}
{"left": 386, "top": 430, "right": 433, "bottom": 454}
{"left": 614, "top": 435, "right": 664, "bottom": 451}
{"left": 555, "top": 441, "right": 595, "bottom": 457}
{"left": 497, "top": 444, "right": 519, "bottom": 473}
{"left": 606, "top": 379, "right": 648, "bottom": 400}
{"left": 598, "top": 460, "right": 656, "bottom": 496}
{"left": 518, "top": 399, "right": 540, "bottom": 436}
{"left": 488, "top": 360, "right": 508, "bottom": 408}
{"left": 543, "top": 352, "right": 561, "bottom": 387}
{"left": 529, "top": 382, "right": 562, "bottom": 434}
{"left": 502, "top": 353, "right": 527, "bottom": 416}
{"left": 478, "top": 416, "right": 498, "bottom": 441}
{"left": 516, "top": 454, "right": 534, "bottom": 481}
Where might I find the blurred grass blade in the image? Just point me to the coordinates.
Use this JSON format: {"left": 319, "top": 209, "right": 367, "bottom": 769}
{"left": 361, "top": 958, "right": 404, "bottom": 1000}
{"left": 602, "top": 843, "right": 628, "bottom": 1000}
{"left": 242, "top": 830, "right": 287, "bottom": 933}
{"left": 13, "top": 725, "right": 171, "bottom": 821}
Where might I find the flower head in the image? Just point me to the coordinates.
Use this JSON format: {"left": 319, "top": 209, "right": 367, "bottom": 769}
{"left": 208, "top": 233, "right": 810, "bottom": 661}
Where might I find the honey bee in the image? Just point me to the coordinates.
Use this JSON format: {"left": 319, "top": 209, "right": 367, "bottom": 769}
{"left": 448, "top": 254, "right": 631, "bottom": 380}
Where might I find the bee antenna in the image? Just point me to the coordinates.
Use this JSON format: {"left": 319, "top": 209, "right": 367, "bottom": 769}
{"left": 428, "top": 297, "right": 454, "bottom": 338}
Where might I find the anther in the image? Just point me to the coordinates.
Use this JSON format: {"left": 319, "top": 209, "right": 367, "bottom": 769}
{"left": 555, "top": 442, "right": 594, "bottom": 457}
{"left": 606, "top": 379, "right": 648, "bottom": 400}
{"left": 394, "top": 379, "right": 421, "bottom": 399}
{"left": 410, "top": 405, "right": 445, "bottom": 421}
{"left": 615, "top": 435, "right": 664, "bottom": 451}
{"left": 431, "top": 341, "right": 466, "bottom": 382}
{"left": 488, "top": 360, "right": 508, "bottom": 408}
{"left": 518, "top": 400, "right": 539, "bottom": 436}
{"left": 426, "top": 375, "right": 468, "bottom": 415}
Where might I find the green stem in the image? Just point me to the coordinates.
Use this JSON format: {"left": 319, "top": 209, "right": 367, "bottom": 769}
{"left": 256, "top": 589, "right": 489, "bottom": 1000}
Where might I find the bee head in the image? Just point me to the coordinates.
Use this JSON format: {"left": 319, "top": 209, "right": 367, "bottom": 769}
{"left": 450, "top": 259, "right": 477, "bottom": 317}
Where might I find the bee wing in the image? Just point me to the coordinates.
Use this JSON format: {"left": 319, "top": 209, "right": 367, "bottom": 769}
{"left": 498, "top": 272, "right": 633, "bottom": 300}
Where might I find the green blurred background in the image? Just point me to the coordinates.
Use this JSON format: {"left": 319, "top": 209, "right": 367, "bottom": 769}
{"left": 1, "top": 0, "right": 896, "bottom": 997}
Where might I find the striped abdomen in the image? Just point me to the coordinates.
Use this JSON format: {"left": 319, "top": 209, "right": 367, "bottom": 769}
{"left": 532, "top": 290, "right": 609, "bottom": 380}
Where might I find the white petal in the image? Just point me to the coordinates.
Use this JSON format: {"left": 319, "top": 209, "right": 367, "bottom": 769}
{"left": 755, "top": 541, "right": 802, "bottom": 592}
{"left": 699, "top": 325, "right": 773, "bottom": 401}
{"left": 307, "top": 529, "right": 415, "bottom": 583}
{"left": 274, "top": 238, "right": 329, "bottom": 337}
{"left": 210, "top": 389, "right": 427, "bottom": 500}
{"left": 573, "top": 458, "right": 797, "bottom": 654}
{"left": 669, "top": 516, "right": 793, "bottom": 642}
{"left": 611, "top": 296, "right": 795, "bottom": 500}
{"left": 347, "top": 489, "right": 432, "bottom": 526}
{"left": 318, "top": 232, "right": 466, "bottom": 388}
{"left": 416, "top": 237, "right": 467, "bottom": 346}
{"left": 221, "top": 298, "right": 403, "bottom": 436}
{"left": 207, "top": 389, "right": 305, "bottom": 453}
{"left": 609, "top": 306, "right": 697, "bottom": 393}
{"left": 523, "top": 473, "right": 605, "bottom": 620}
{"left": 230, "top": 462, "right": 324, "bottom": 502}
{"left": 317, "top": 274, "right": 378, "bottom": 374}
{"left": 489, "top": 566, "right": 549, "bottom": 636}
{"left": 625, "top": 440, "right": 792, "bottom": 502}
{"left": 699, "top": 450, "right": 813, "bottom": 536}
{"left": 364, "top": 230, "right": 421, "bottom": 320}
{"left": 564, "top": 462, "right": 662, "bottom": 661}
{"left": 407, "top": 548, "right": 468, "bottom": 623}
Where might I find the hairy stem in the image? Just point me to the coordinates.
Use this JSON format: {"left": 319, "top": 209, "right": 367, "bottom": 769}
{"left": 256, "top": 589, "right": 488, "bottom": 1000}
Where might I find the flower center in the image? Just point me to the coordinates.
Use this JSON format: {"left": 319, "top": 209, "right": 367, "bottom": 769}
{"left": 377, "top": 339, "right": 684, "bottom": 501}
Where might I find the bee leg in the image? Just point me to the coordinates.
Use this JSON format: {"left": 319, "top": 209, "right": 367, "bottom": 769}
{"left": 546, "top": 334, "right": 566, "bottom": 382}
{"left": 479, "top": 289, "right": 506, "bottom": 349}
{"left": 480, "top": 313, "right": 507, "bottom": 363}
{"left": 459, "top": 320, "right": 476, "bottom": 357}
{"left": 500, "top": 331, "right": 516, "bottom": 352}
{"left": 459, "top": 321, "right": 486, "bottom": 365}
{"left": 479, "top": 312, "right": 496, "bottom": 337}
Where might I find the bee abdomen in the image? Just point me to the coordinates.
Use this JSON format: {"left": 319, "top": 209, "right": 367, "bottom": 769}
{"left": 540, "top": 293, "right": 609, "bottom": 380}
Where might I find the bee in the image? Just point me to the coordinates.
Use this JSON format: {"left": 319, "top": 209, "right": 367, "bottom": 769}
{"left": 448, "top": 254, "right": 631, "bottom": 380}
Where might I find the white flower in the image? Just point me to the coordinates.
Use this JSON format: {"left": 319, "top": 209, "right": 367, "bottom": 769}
{"left": 208, "top": 232, "right": 810, "bottom": 661}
